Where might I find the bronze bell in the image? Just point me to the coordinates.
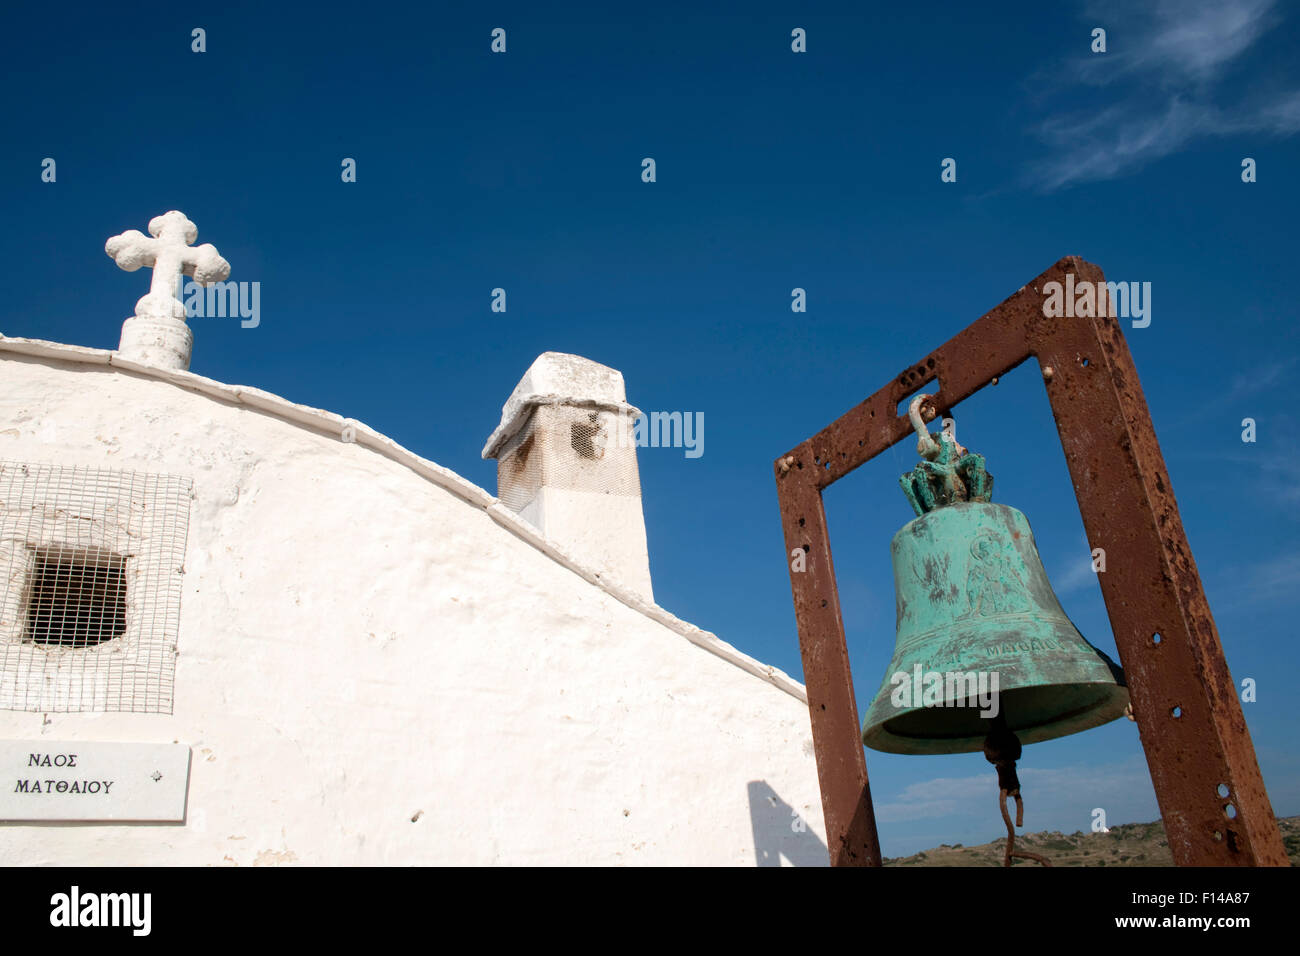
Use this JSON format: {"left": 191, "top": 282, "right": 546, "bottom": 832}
{"left": 860, "top": 400, "right": 1129, "bottom": 756}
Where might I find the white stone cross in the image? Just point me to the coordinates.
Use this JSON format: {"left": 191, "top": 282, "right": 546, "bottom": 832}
{"left": 106, "top": 210, "right": 230, "bottom": 369}
{"left": 105, "top": 210, "right": 230, "bottom": 321}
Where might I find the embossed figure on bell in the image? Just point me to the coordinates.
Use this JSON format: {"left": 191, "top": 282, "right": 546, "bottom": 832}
{"left": 861, "top": 396, "right": 1129, "bottom": 756}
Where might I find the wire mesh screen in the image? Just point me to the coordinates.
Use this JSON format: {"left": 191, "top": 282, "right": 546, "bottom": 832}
{"left": 0, "top": 461, "right": 192, "bottom": 713}
{"left": 496, "top": 405, "right": 642, "bottom": 514}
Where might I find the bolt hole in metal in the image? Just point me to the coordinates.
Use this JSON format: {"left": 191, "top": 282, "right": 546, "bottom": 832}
{"left": 1080, "top": 357, "right": 1090, "bottom": 367}
{"left": 1217, "top": 783, "right": 1230, "bottom": 798}
{"left": 1225, "top": 804, "right": 1238, "bottom": 819}
{"left": 1171, "top": 706, "right": 1182, "bottom": 718}
{"left": 1152, "top": 632, "right": 1163, "bottom": 644}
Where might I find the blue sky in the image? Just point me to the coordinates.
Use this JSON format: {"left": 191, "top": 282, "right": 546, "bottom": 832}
{"left": 3, "top": 0, "right": 1297, "bottom": 857}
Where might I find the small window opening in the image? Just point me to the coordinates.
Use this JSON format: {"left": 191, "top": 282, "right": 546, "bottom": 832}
{"left": 570, "top": 413, "right": 603, "bottom": 460}
{"left": 24, "top": 547, "right": 126, "bottom": 647}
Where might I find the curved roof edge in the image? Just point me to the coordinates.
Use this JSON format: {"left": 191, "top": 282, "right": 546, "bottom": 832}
{"left": 0, "top": 335, "right": 808, "bottom": 704}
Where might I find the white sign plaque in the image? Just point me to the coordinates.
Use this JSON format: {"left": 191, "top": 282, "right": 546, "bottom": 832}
{"left": 0, "top": 740, "right": 190, "bottom": 822}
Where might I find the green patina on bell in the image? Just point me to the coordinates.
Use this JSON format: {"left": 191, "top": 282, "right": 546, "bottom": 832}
{"left": 860, "top": 402, "right": 1129, "bottom": 756}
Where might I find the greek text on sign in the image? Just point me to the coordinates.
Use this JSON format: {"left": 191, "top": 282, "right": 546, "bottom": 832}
{"left": 0, "top": 740, "right": 190, "bottom": 822}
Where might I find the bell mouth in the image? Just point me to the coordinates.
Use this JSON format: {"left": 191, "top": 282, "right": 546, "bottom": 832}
{"left": 861, "top": 681, "right": 1130, "bottom": 755}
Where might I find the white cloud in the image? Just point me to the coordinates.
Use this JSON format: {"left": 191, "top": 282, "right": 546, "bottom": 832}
{"left": 1053, "top": 554, "right": 1099, "bottom": 596}
{"left": 1224, "top": 549, "right": 1300, "bottom": 603}
{"left": 874, "top": 773, "right": 994, "bottom": 822}
{"left": 1026, "top": 0, "right": 1299, "bottom": 189}
{"left": 875, "top": 756, "right": 1158, "bottom": 834}
{"left": 1082, "top": 0, "right": 1279, "bottom": 84}
{"left": 1224, "top": 357, "right": 1297, "bottom": 404}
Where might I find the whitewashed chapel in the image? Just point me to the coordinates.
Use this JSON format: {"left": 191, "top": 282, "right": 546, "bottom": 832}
{"left": 0, "top": 212, "right": 825, "bottom": 865}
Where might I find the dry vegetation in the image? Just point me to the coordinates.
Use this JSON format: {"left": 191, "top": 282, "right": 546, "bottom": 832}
{"left": 883, "top": 815, "right": 1299, "bottom": 866}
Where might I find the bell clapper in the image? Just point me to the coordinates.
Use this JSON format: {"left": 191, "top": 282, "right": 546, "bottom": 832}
{"left": 984, "top": 717, "right": 1052, "bottom": 867}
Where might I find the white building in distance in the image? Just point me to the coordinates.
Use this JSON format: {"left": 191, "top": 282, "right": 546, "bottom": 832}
{"left": 0, "top": 212, "right": 825, "bottom": 866}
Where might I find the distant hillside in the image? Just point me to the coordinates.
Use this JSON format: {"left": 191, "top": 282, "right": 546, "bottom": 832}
{"left": 883, "top": 815, "right": 1300, "bottom": 866}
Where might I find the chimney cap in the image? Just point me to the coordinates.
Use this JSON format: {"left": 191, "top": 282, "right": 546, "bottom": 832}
{"left": 482, "top": 352, "right": 641, "bottom": 459}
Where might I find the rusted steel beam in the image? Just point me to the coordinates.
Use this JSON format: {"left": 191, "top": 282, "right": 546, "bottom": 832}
{"left": 1031, "top": 260, "right": 1287, "bottom": 866}
{"left": 775, "top": 468, "right": 881, "bottom": 866}
{"left": 775, "top": 256, "right": 1287, "bottom": 867}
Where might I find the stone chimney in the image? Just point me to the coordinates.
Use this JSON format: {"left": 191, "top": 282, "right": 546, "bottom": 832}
{"left": 483, "top": 352, "right": 653, "bottom": 602}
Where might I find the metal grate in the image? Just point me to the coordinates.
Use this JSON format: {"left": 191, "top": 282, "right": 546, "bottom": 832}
{"left": 0, "top": 462, "right": 192, "bottom": 713}
{"left": 25, "top": 546, "right": 128, "bottom": 647}
{"left": 496, "top": 405, "right": 642, "bottom": 514}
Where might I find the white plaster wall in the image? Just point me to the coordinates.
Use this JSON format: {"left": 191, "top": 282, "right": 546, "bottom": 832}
{"left": 0, "top": 354, "right": 825, "bottom": 866}
{"left": 519, "top": 486, "right": 654, "bottom": 602}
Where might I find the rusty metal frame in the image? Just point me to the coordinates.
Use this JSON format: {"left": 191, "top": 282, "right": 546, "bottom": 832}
{"left": 774, "top": 256, "right": 1288, "bottom": 867}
